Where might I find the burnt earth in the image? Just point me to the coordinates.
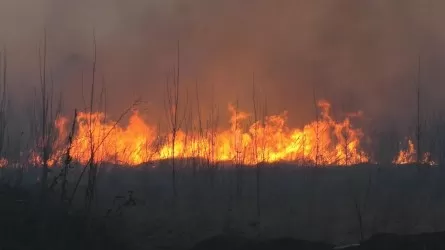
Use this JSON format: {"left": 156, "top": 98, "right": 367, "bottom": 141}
{"left": 348, "top": 231, "right": 445, "bottom": 250}
{"left": 190, "top": 234, "right": 334, "bottom": 250}
{"left": 0, "top": 183, "right": 127, "bottom": 250}
{"left": 190, "top": 232, "right": 445, "bottom": 250}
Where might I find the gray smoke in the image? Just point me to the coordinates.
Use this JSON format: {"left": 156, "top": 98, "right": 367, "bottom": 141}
{"left": 0, "top": 0, "right": 444, "bottom": 132}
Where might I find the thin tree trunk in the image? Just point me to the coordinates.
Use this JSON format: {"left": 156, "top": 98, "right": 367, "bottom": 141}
{"left": 85, "top": 30, "right": 97, "bottom": 213}
{"left": 61, "top": 109, "right": 77, "bottom": 202}
{"left": 417, "top": 56, "right": 422, "bottom": 165}
{"left": 164, "top": 41, "right": 187, "bottom": 198}
{"left": 313, "top": 86, "right": 319, "bottom": 167}
{"left": 39, "top": 29, "right": 49, "bottom": 201}
{"left": 252, "top": 74, "right": 261, "bottom": 222}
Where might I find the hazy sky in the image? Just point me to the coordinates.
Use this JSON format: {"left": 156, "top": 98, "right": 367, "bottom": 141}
{"left": 0, "top": 0, "right": 444, "bottom": 131}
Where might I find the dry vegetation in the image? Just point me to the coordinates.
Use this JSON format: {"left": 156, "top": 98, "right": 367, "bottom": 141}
{"left": 1, "top": 37, "right": 445, "bottom": 250}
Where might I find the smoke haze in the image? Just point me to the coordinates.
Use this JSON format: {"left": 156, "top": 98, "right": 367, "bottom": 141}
{"left": 0, "top": 0, "right": 444, "bottom": 131}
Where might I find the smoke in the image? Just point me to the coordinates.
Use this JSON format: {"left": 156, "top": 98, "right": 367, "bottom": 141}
{"left": 1, "top": 0, "right": 445, "bottom": 131}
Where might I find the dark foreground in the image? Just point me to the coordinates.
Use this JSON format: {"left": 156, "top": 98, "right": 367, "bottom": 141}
{"left": 0, "top": 183, "right": 127, "bottom": 250}
{"left": 190, "top": 232, "right": 445, "bottom": 250}
{"left": 1, "top": 183, "right": 445, "bottom": 250}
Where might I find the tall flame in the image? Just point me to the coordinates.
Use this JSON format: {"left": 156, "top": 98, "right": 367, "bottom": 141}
{"left": 35, "top": 100, "right": 370, "bottom": 167}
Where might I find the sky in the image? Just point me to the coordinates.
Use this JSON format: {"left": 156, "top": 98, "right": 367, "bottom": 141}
{"left": 0, "top": 0, "right": 444, "bottom": 133}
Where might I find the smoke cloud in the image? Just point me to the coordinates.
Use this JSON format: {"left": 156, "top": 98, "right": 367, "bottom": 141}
{"left": 1, "top": 0, "right": 444, "bottom": 132}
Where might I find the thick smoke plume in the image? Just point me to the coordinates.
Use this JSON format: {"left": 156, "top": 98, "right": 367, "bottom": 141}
{"left": 0, "top": 0, "right": 444, "bottom": 132}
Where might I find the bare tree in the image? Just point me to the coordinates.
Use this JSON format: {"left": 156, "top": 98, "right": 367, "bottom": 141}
{"left": 341, "top": 101, "right": 352, "bottom": 166}
{"left": 85, "top": 30, "right": 98, "bottom": 213}
{"left": 61, "top": 110, "right": 77, "bottom": 201}
{"left": 343, "top": 123, "right": 351, "bottom": 166}
{"left": 38, "top": 29, "right": 50, "bottom": 200}
{"left": 261, "top": 97, "right": 268, "bottom": 164}
{"left": 194, "top": 80, "right": 203, "bottom": 176}
{"left": 252, "top": 74, "right": 261, "bottom": 224}
{"left": 69, "top": 100, "right": 139, "bottom": 206}
{"left": 0, "top": 48, "right": 8, "bottom": 178}
{"left": 48, "top": 109, "right": 77, "bottom": 198}
{"left": 164, "top": 41, "right": 187, "bottom": 197}
{"left": 416, "top": 56, "right": 422, "bottom": 166}
{"left": 205, "top": 86, "right": 218, "bottom": 188}
{"left": 234, "top": 99, "right": 243, "bottom": 197}
{"left": 313, "top": 86, "right": 320, "bottom": 167}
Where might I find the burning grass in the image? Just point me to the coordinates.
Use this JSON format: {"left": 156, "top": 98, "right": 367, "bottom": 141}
{"left": 28, "top": 100, "right": 373, "bottom": 167}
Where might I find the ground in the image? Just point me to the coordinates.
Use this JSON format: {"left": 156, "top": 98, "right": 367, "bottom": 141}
{"left": 1, "top": 163, "right": 445, "bottom": 249}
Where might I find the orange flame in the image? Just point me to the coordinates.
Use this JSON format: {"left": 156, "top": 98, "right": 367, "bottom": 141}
{"left": 28, "top": 116, "right": 69, "bottom": 167}
{"left": 40, "top": 99, "right": 369, "bottom": 167}
{"left": 393, "top": 139, "right": 436, "bottom": 166}
{"left": 0, "top": 158, "right": 7, "bottom": 168}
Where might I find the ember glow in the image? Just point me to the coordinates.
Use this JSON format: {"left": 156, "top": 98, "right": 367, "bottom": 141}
{"left": 36, "top": 100, "right": 369, "bottom": 167}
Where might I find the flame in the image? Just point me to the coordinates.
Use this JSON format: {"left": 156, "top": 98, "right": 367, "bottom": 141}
{"left": 0, "top": 158, "right": 7, "bottom": 168}
{"left": 40, "top": 99, "right": 369, "bottom": 167}
{"left": 28, "top": 116, "right": 69, "bottom": 167}
{"left": 393, "top": 139, "right": 436, "bottom": 166}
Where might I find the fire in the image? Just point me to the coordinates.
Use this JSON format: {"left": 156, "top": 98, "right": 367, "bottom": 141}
{"left": 27, "top": 116, "right": 69, "bottom": 167}
{"left": 41, "top": 99, "right": 369, "bottom": 167}
{"left": 393, "top": 139, "right": 436, "bottom": 166}
{"left": 0, "top": 158, "right": 7, "bottom": 168}
{"left": 28, "top": 151, "right": 57, "bottom": 167}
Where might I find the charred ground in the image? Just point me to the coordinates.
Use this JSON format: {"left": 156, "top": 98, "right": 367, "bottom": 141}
{"left": 1, "top": 163, "right": 445, "bottom": 250}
